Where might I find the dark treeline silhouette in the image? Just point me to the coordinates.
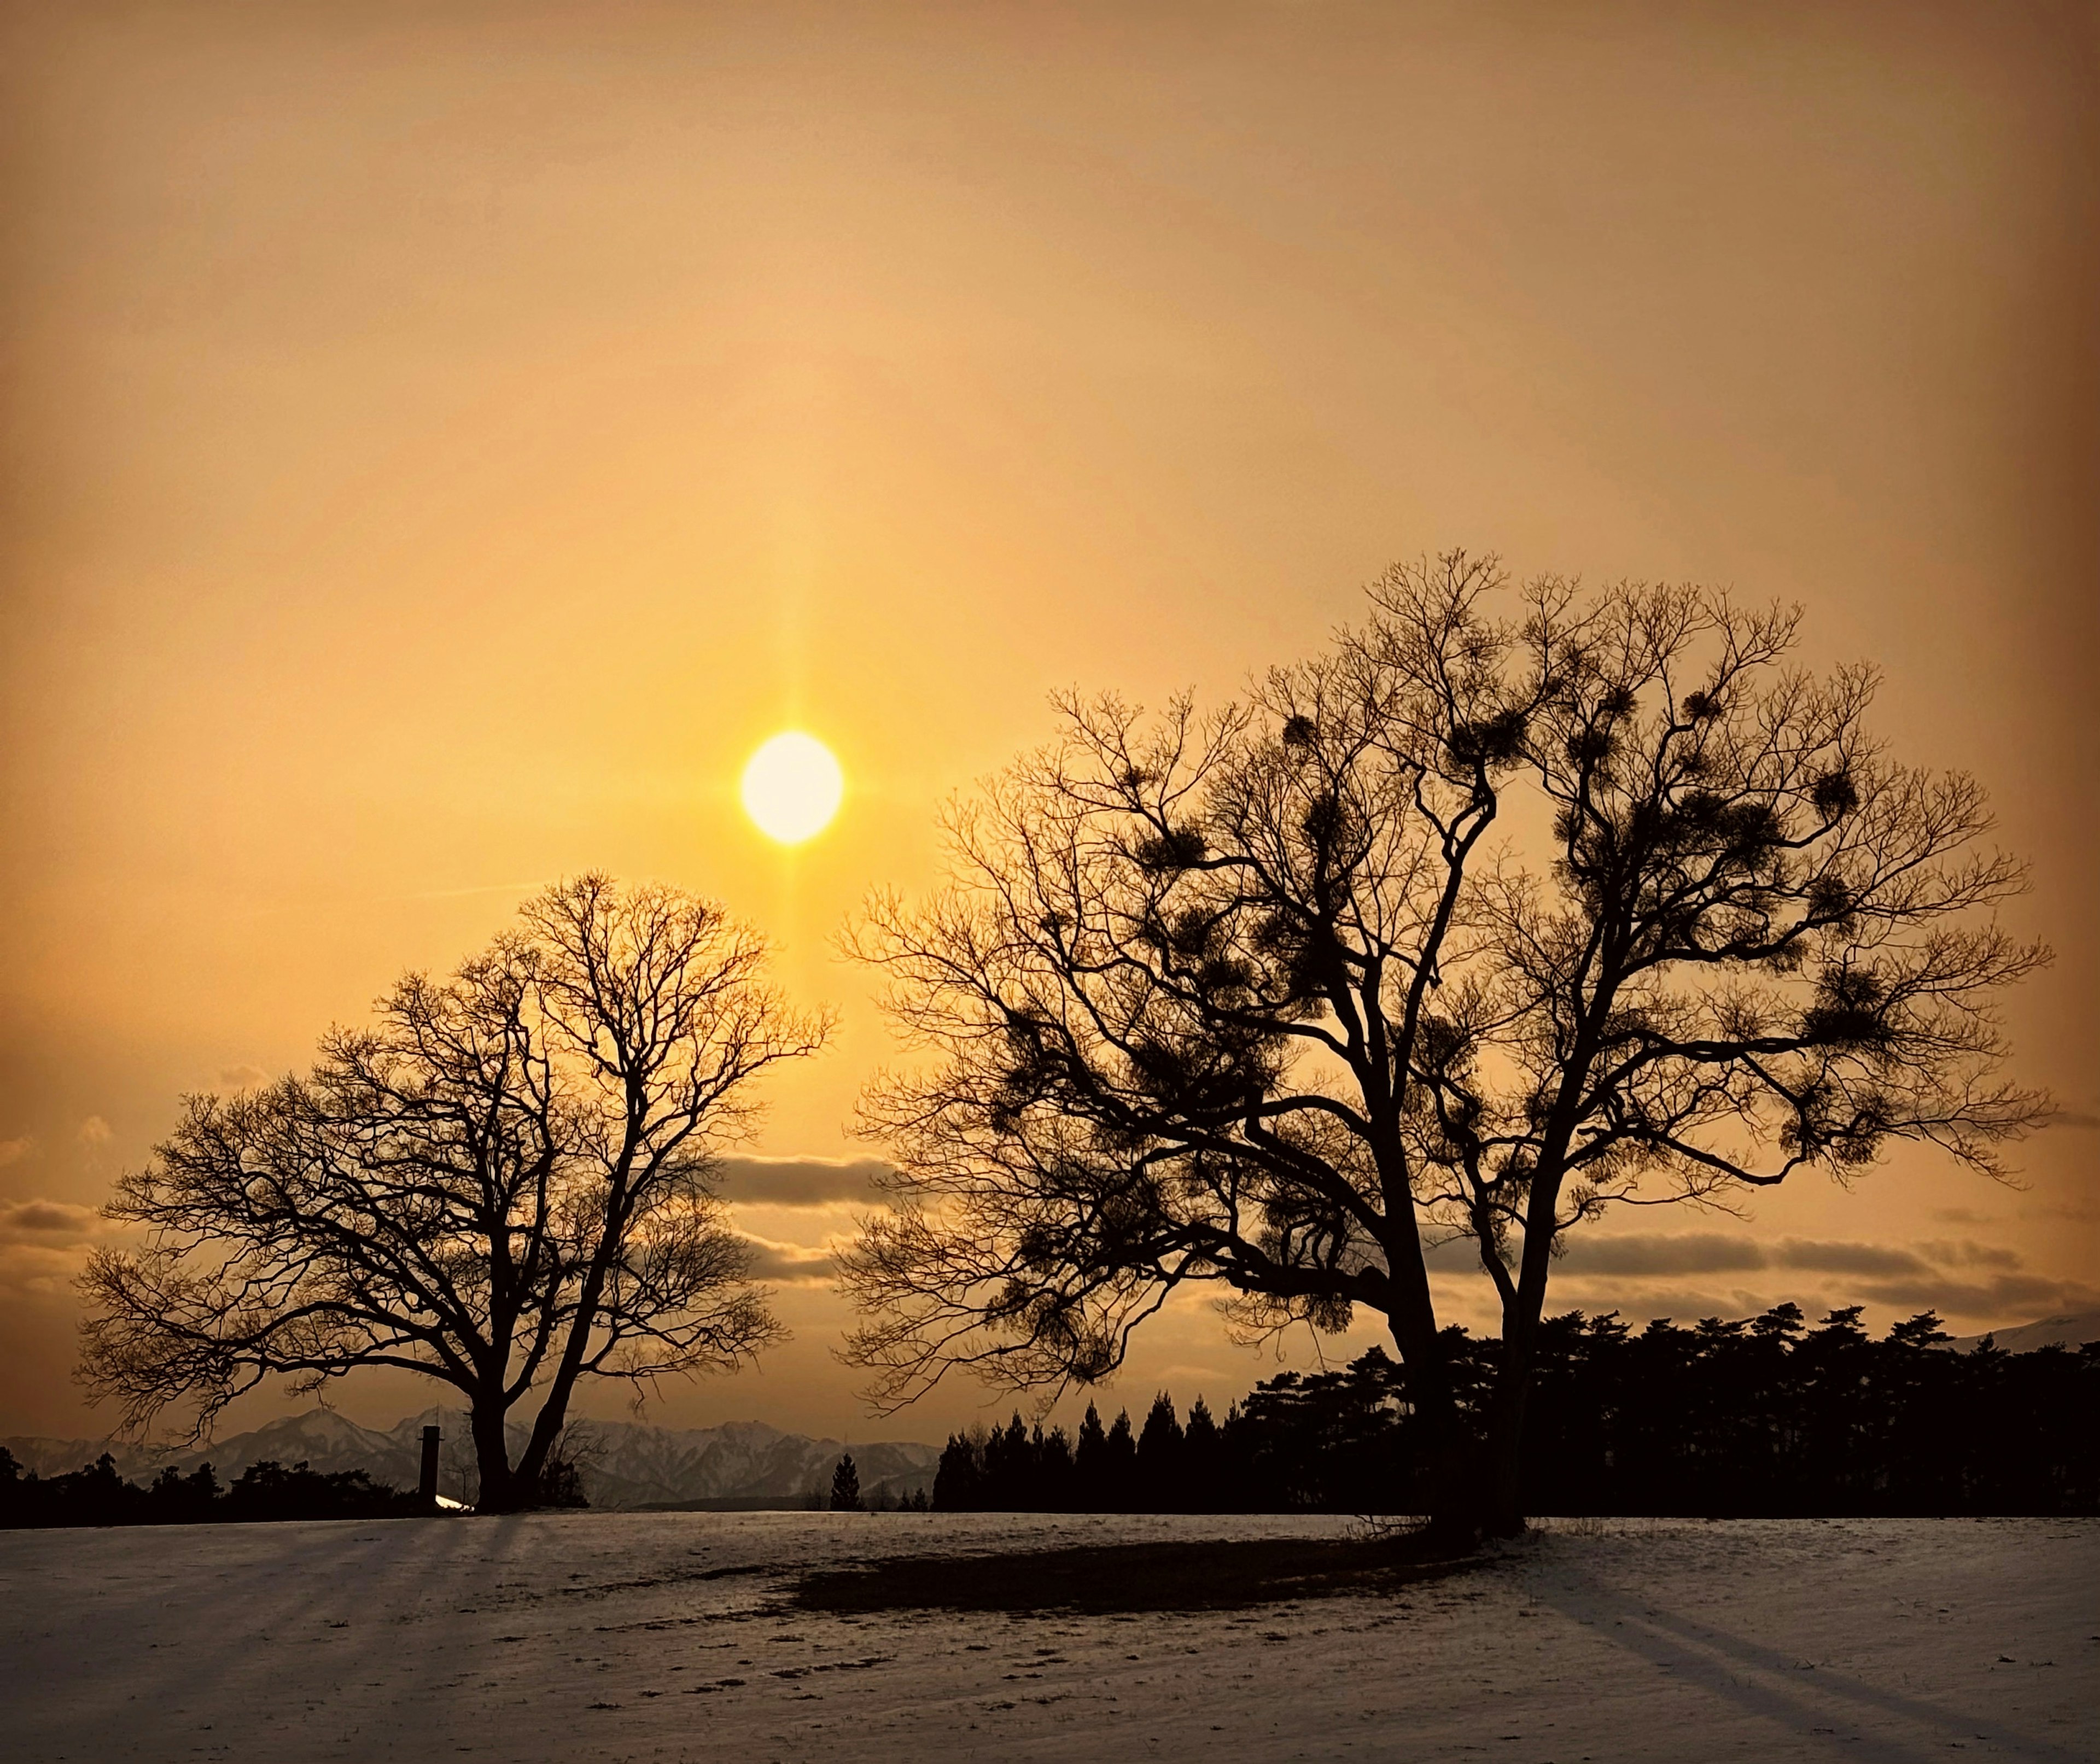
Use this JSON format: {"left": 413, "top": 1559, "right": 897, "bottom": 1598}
{"left": 933, "top": 1306, "right": 2098, "bottom": 1517}
{"left": 0, "top": 1448, "right": 428, "bottom": 1528}
{"left": 802, "top": 1477, "right": 931, "bottom": 1512}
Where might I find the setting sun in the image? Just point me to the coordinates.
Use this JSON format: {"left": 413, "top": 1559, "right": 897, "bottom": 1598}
{"left": 739, "top": 732, "right": 844, "bottom": 845}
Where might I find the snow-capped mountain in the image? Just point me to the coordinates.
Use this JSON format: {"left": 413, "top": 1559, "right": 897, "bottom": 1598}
{"left": 2, "top": 1406, "right": 939, "bottom": 1509}
{"left": 1943, "top": 1310, "right": 2100, "bottom": 1354}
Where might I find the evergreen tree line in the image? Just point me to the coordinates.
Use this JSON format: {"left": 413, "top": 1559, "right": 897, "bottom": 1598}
{"left": 823, "top": 1452, "right": 933, "bottom": 1512}
{"left": 932, "top": 1306, "right": 2099, "bottom": 1517}
{"left": 0, "top": 1450, "right": 431, "bottom": 1528}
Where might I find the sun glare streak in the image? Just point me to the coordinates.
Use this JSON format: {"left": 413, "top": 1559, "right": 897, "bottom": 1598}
{"left": 740, "top": 732, "right": 844, "bottom": 845}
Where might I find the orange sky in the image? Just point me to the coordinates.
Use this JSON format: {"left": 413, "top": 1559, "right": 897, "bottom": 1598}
{"left": 1, "top": 0, "right": 2093, "bottom": 1445}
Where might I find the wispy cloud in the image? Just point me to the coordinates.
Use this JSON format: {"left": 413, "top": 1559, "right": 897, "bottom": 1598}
{"left": 1555, "top": 1233, "right": 1766, "bottom": 1276}
{"left": 737, "top": 1233, "right": 837, "bottom": 1286}
{"left": 1853, "top": 1272, "right": 2100, "bottom": 1317}
{"left": 0, "top": 1198, "right": 115, "bottom": 1298}
{"left": 0, "top": 1137, "right": 33, "bottom": 1169}
{"left": 1548, "top": 1233, "right": 2032, "bottom": 1282}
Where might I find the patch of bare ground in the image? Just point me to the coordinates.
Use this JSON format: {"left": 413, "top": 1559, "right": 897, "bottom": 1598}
{"left": 790, "top": 1529, "right": 1473, "bottom": 1614}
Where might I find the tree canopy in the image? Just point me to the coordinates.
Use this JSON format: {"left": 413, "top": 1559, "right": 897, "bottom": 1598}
{"left": 79, "top": 875, "right": 827, "bottom": 1510}
{"left": 839, "top": 556, "right": 2050, "bottom": 1535}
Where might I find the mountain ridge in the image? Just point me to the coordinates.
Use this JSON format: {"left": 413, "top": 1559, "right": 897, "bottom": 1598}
{"left": 1941, "top": 1309, "right": 2100, "bottom": 1355}
{"left": 2, "top": 1407, "right": 940, "bottom": 1509}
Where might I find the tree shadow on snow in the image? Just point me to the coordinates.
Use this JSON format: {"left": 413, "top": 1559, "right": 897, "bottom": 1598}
{"left": 1529, "top": 1560, "right": 2089, "bottom": 1764}
{"left": 791, "top": 1531, "right": 1472, "bottom": 1614}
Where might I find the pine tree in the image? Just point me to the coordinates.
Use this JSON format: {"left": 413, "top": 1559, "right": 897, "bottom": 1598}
{"left": 931, "top": 1432, "right": 981, "bottom": 1510}
{"left": 1074, "top": 1402, "right": 1110, "bottom": 1512}
{"left": 1137, "top": 1392, "right": 1185, "bottom": 1509}
{"left": 1103, "top": 1409, "right": 1139, "bottom": 1511}
{"left": 1182, "top": 1396, "right": 1221, "bottom": 1512}
{"left": 1036, "top": 1423, "right": 1075, "bottom": 1510}
{"left": 984, "top": 1413, "right": 1031, "bottom": 1508}
{"left": 829, "top": 1453, "right": 863, "bottom": 1512}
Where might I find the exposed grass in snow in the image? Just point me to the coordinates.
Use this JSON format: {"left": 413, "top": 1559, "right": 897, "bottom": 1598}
{"left": 792, "top": 1531, "right": 1469, "bottom": 1614}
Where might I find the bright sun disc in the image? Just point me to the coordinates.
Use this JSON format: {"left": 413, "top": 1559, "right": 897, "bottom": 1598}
{"left": 740, "top": 731, "right": 844, "bottom": 845}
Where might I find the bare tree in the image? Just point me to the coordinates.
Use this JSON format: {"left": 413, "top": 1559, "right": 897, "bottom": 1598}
{"left": 838, "top": 557, "right": 2049, "bottom": 1541}
{"left": 80, "top": 876, "right": 828, "bottom": 1512}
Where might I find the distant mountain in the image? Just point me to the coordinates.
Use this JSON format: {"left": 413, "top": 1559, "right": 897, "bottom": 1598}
{"left": 2, "top": 1407, "right": 939, "bottom": 1510}
{"left": 4, "top": 1409, "right": 414, "bottom": 1491}
{"left": 1942, "top": 1310, "right": 2100, "bottom": 1354}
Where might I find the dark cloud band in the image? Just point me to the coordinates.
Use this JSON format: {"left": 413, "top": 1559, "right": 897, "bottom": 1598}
{"left": 712, "top": 1155, "right": 895, "bottom": 1207}
{"left": 737, "top": 1236, "right": 836, "bottom": 1285}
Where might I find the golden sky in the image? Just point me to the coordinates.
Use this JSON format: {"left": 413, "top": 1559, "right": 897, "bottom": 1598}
{"left": 1, "top": 0, "right": 2093, "bottom": 1444}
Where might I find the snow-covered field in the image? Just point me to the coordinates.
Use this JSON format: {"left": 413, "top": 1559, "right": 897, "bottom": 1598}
{"left": 2, "top": 1512, "right": 2091, "bottom": 1762}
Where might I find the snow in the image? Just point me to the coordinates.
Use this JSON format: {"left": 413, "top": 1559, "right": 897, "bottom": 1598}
{"left": 1942, "top": 1312, "right": 2100, "bottom": 1354}
{"left": 2, "top": 1513, "right": 2091, "bottom": 1761}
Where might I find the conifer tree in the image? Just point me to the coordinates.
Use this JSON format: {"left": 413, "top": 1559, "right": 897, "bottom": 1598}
{"left": 829, "top": 1453, "right": 862, "bottom": 1512}
{"left": 1033, "top": 1422, "right": 1075, "bottom": 1510}
{"left": 1183, "top": 1397, "right": 1222, "bottom": 1512}
{"left": 1074, "top": 1402, "right": 1110, "bottom": 1511}
{"left": 1137, "top": 1392, "right": 1185, "bottom": 1510}
{"left": 931, "top": 1430, "right": 983, "bottom": 1510}
{"left": 984, "top": 1413, "right": 1030, "bottom": 1504}
{"left": 1104, "top": 1409, "right": 1139, "bottom": 1511}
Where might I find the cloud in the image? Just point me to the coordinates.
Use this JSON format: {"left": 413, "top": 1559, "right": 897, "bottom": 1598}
{"left": 738, "top": 1234, "right": 837, "bottom": 1285}
{"left": 1556, "top": 1233, "right": 1766, "bottom": 1276}
{"left": 1525, "top": 1227, "right": 2098, "bottom": 1328}
{"left": 0, "top": 1198, "right": 102, "bottom": 1246}
{"left": 1772, "top": 1239, "right": 1930, "bottom": 1277}
{"left": 1911, "top": 1239, "right": 2021, "bottom": 1271}
{"left": 0, "top": 1137, "right": 32, "bottom": 1168}
{"left": 77, "top": 1117, "right": 113, "bottom": 1148}
{"left": 714, "top": 1155, "right": 895, "bottom": 1207}
{"left": 0, "top": 1242, "right": 97, "bottom": 1298}
{"left": 1853, "top": 1272, "right": 2100, "bottom": 1318}
{"left": 2046, "top": 1110, "right": 2099, "bottom": 1130}
{"left": 0, "top": 1199, "right": 114, "bottom": 1298}
{"left": 1547, "top": 1232, "right": 2035, "bottom": 1283}
{"left": 216, "top": 1065, "right": 269, "bottom": 1091}
{"left": 1513, "top": 1285, "right": 1781, "bottom": 1327}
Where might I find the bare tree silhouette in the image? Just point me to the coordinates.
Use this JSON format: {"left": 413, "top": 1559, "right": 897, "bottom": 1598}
{"left": 79, "top": 875, "right": 827, "bottom": 1512}
{"left": 838, "top": 556, "right": 2050, "bottom": 1541}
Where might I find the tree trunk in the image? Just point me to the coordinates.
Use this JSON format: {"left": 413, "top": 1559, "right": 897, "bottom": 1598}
{"left": 514, "top": 1363, "right": 582, "bottom": 1494}
{"left": 1484, "top": 1309, "right": 1537, "bottom": 1538}
{"left": 1414, "top": 1377, "right": 1483, "bottom": 1551}
{"left": 1385, "top": 1315, "right": 1481, "bottom": 1550}
{"left": 469, "top": 1399, "right": 524, "bottom": 1513}
{"left": 1490, "top": 1012, "right": 1605, "bottom": 1538}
